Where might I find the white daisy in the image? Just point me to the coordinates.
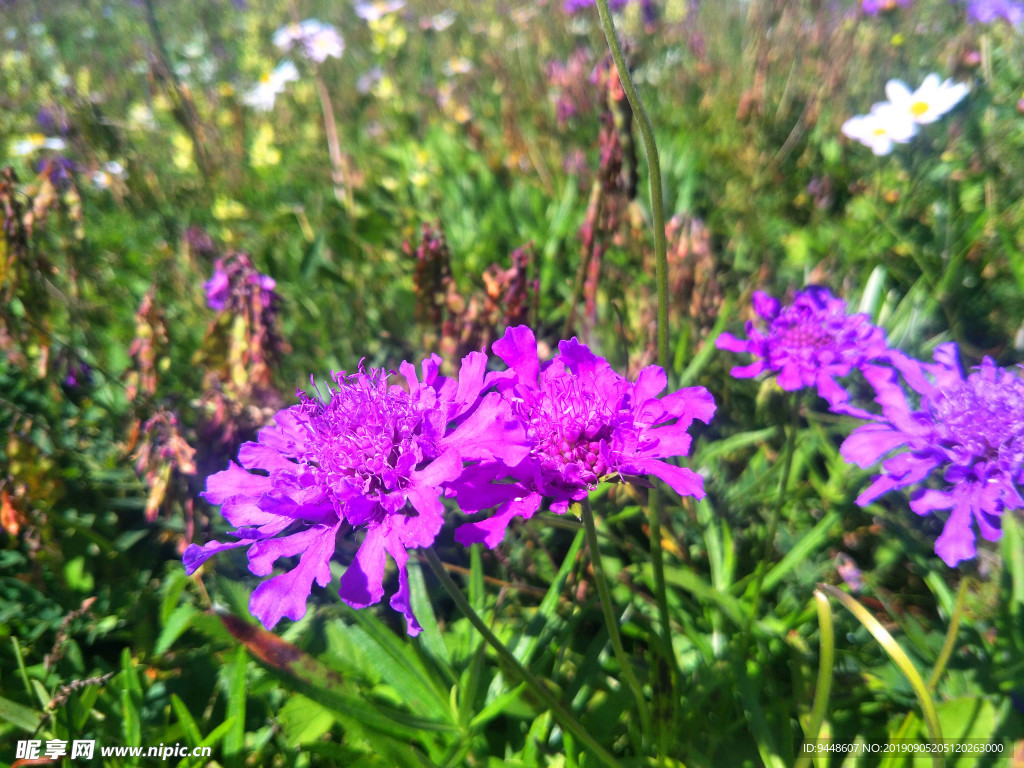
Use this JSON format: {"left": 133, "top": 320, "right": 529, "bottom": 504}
{"left": 92, "top": 161, "right": 126, "bottom": 189}
{"left": 884, "top": 74, "right": 968, "bottom": 125}
{"left": 354, "top": 0, "right": 405, "bottom": 22}
{"left": 243, "top": 61, "right": 299, "bottom": 111}
{"left": 841, "top": 104, "right": 918, "bottom": 155}
{"left": 11, "top": 134, "right": 66, "bottom": 156}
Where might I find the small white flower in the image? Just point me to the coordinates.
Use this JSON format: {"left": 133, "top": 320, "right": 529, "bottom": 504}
{"left": 425, "top": 10, "right": 456, "bottom": 31}
{"left": 272, "top": 21, "right": 305, "bottom": 50}
{"left": 11, "top": 134, "right": 66, "bottom": 156}
{"left": 884, "top": 74, "right": 968, "bottom": 125}
{"left": 273, "top": 19, "right": 343, "bottom": 63}
{"left": 305, "top": 27, "right": 344, "bottom": 62}
{"left": 355, "top": 0, "right": 405, "bottom": 22}
{"left": 243, "top": 61, "right": 299, "bottom": 111}
{"left": 841, "top": 104, "right": 918, "bottom": 155}
{"left": 442, "top": 56, "right": 472, "bottom": 76}
{"left": 92, "top": 160, "right": 126, "bottom": 189}
{"left": 356, "top": 66, "right": 384, "bottom": 94}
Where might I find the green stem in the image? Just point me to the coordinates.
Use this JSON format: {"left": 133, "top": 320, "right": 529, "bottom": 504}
{"left": 592, "top": 7, "right": 675, "bottom": 759}
{"left": 423, "top": 548, "right": 624, "bottom": 768}
{"left": 742, "top": 394, "right": 801, "bottom": 650}
{"left": 592, "top": 0, "right": 668, "bottom": 368}
{"left": 928, "top": 577, "right": 969, "bottom": 691}
{"left": 794, "top": 590, "right": 835, "bottom": 768}
{"left": 818, "top": 584, "right": 944, "bottom": 766}
{"left": 887, "top": 576, "right": 969, "bottom": 747}
{"left": 580, "top": 498, "right": 652, "bottom": 745}
{"left": 286, "top": 0, "right": 350, "bottom": 208}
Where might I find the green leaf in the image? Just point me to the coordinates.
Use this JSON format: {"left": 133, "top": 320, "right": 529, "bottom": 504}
{"left": 120, "top": 648, "right": 142, "bottom": 747}
{"left": 222, "top": 645, "right": 247, "bottom": 756}
{"left": 277, "top": 694, "right": 337, "bottom": 747}
{"left": 760, "top": 510, "right": 839, "bottom": 594}
{"left": 170, "top": 693, "right": 203, "bottom": 747}
{"left": 154, "top": 604, "right": 196, "bottom": 656}
{"left": 218, "top": 611, "right": 454, "bottom": 740}
{"left": 407, "top": 560, "right": 451, "bottom": 672}
{"left": 0, "top": 694, "right": 42, "bottom": 733}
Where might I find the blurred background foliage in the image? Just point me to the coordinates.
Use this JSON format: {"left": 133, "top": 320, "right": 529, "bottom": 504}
{"left": 1, "top": 0, "right": 1022, "bottom": 765}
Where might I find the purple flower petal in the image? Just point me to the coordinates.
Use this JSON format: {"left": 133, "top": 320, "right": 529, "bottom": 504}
{"left": 189, "top": 347, "right": 528, "bottom": 633}
{"left": 249, "top": 524, "right": 339, "bottom": 627}
{"left": 842, "top": 343, "right": 1024, "bottom": 566}
{"left": 718, "top": 286, "right": 890, "bottom": 406}
{"left": 338, "top": 527, "right": 387, "bottom": 610}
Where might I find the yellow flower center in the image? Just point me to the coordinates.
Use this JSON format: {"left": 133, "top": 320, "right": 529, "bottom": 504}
{"left": 910, "top": 101, "right": 929, "bottom": 117}
{"left": 872, "top": 127, "right": 887, "bottom": 136}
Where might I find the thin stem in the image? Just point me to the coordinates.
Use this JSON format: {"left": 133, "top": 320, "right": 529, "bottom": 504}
{"left": 142, "top": 0, "right": 213, "bottom": 180}
{"left": 818, "top": 584, "right": 945, "bottom": 766}
{"left": 928, "top": 577, "right": 969, "bottom": 691}
{"left": 286, "top": 0, "right": 351, "bottom": 208}
{"left": 592, "top": 8, "right": 674, "bottom": 758}
{"left": 423, "top": 548, "right": 624, "bottom": 768}
{"left": 593, "top": 0, "right": 668, "bottom": 368}
{"left": 742, "top": 394, "right": 801, "bottom": 651}
{"left": 794, "top": 590, "right": 835, "bottom": 768}
{"left": 312, "top": 71, "right": 352, "bottom": 208}
{"left": 580, "top": 498, "right": 652, "bottom": 745}
{"left": 886, "top": 576, "right": 969, "bottom": 746}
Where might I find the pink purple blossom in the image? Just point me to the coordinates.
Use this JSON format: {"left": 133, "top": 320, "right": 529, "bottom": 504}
{"left": 840, "top": 344, "right": 1024, "bottom": 567}
{"left": 273, "top": 19, "right": 344, "bottom": 63}
{"left": 862, "top": 0, "right": 911, "bottom": 13}
{"left": 185, "top": 354, "right": 526, "bottom": 634}
{"left": 564, "top": 0, "right": 630, "bottom": 13}
{"left": 715, "top": 287, "right": 890, "bottom": 410}
{"left": 966, "top": 0, "right": 1024, "bottom": 24}
{"left": 453, "top": 326, "right": 715, "bottom": 548}
{"left": 204, "top": 257, "right": 276, "bottom": 313}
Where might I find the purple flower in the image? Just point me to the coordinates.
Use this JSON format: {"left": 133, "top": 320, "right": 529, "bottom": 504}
{"left": 840, "top": 343, "right": 1024, "bottom": 567}
{"left": 203, "top": 264, "right": 231, "bottom": 311}
{"left": 564, "top": 0, "right": 630, "bottom": 13}
{"left": 966, "top": 0, "right": 1024, "bottom": 24}
{"left": 453, "top": 326, "right": 715, "bottom": 548}
{"left": 715, "top": 286, "right": 890, "bottom": 410}
{"left": 862, "top": 0, "right": 911, "bottom": 12}
{"left": 186, "top": 354, "right": 527, "bottom": 634}
{"left": 204, "top": 257, "right": 276, "bottom": 312}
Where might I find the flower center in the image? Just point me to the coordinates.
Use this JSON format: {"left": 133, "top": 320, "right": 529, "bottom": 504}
{"left": 910, "top": 101, "right": 929, "bottom": 117}
{"left": 303, "top": 369, "right": 423, "bottom": 499}
{"left": 776, "top": 311, "right": 834, "bottom": 353}
{"left": 521, "top": 376, "right": 616, "bottom": 484}
{"left": 930, "top": 369, "right": 1024, "bottom": 461}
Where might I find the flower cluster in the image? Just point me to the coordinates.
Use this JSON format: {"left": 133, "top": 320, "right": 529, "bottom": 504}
{"left": 715, "top": 286, "right": 890, "bottom": 410}
{"left": 186, "top": 354, "right": 526, "bottom": 634}
{"left": 720, "top": 287, "right": 1024, "bottom": 568}
{"left": 840, "top": 344, "right": 1024, "bottom": 567}
{"left": 453, "top": 327, "right": 716, "bottom": 548}
{"left": 842, "top": 74, "right": 968, "bottom": 155}
{"left": 967, "top": 0, "right": 1024, "bottom": 24}
{"left": 189, "top": 326, "right": 715, "bottom": 632}
{"left": 272, "top": 19, "right": 344, "bottom": 63}
{"left": 204, "top": 255, "right": 276, "bottom": 313}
